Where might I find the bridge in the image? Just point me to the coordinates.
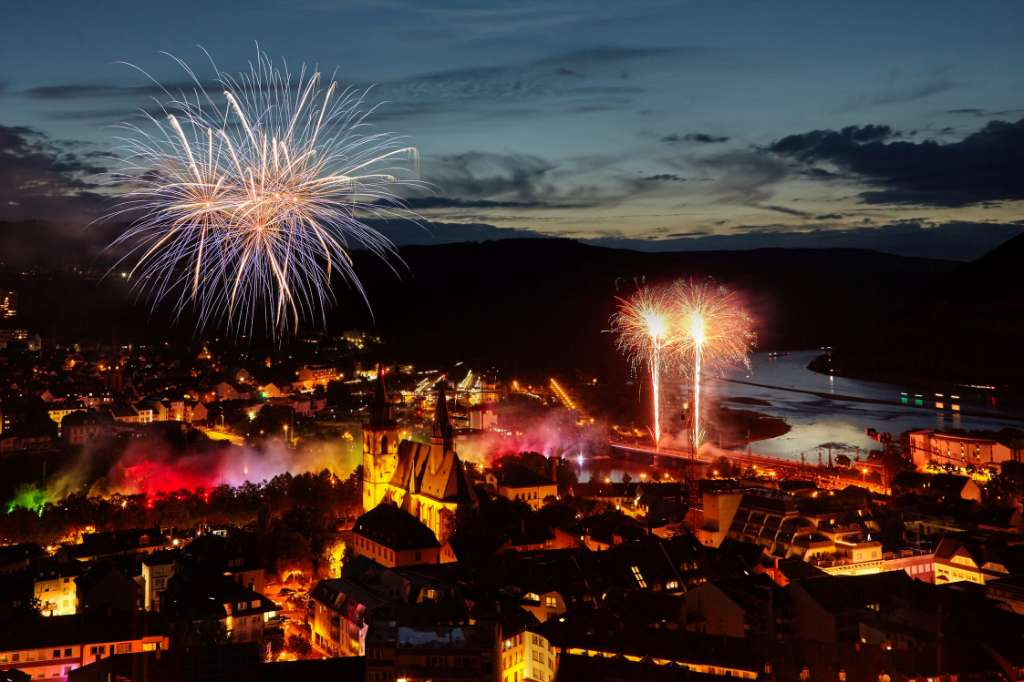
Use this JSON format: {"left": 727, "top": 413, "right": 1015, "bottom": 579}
{"left": 609, "top": 440, "right": 889, "bottom": 495}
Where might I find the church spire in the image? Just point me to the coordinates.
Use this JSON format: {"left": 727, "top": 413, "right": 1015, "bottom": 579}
{"left": 367, "top": 363, "right": 395, "bottom": 429}
{"left": 432, "top": 381, "right": 454, "bottom": 450}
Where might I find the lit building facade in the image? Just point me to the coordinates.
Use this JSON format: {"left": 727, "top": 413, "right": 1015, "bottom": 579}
{"left": 362, "top": 378, "right": 476, "bottom": 541}
{"left": 909, "top": 429, "right": 1022, "bottom": 469}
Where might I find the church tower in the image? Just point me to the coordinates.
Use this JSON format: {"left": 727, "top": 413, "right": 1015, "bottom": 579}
{"left": 431, "top": 381, "right": 454, "bottom": 451}
{"left": 362, "top": 364, "right": 399, "bottom": 511}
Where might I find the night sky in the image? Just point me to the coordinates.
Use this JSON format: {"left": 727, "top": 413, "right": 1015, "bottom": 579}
{"left": 3, "top": 0, "right": 1024, "bottom": 260}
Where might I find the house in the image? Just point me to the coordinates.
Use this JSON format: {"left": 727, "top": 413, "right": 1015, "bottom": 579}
{"left": 160, "top": 574, "right": 276, "bottom": 644}
{"left": 76, "top": 561, "right": 141, "bottom": 614}
{"left": 258, "top": 383, "right": 285, "bottom": 399}
{"left": 351, "top": 503, "right": 443, "bottom": 567}
{"left": 491, "top": 464, "right": 558, "bottom": 511}
{"left": 787, "top": 571, "right": 913, "bottom": 643}
{"left": 60, "top": 412, "right": 116, "bottom": 447}
{"left": 536, "top": 608, "right": 762, "bottom": 681}
{"left": 891, "top": 471, "right": 982, "bottom": 502}
{"left": 684, "top": 574, "right": 782, "bottom": 638}
{"left": 140, "top": 551, "right": 177, "bottom": 611}
{"left": 61, "top": 528, "right": 166, "bottom": 562}
{"left": 32, "top": 559, "right": 82, "bottom": 616}
{"left": 0, "top": 613, "right": 168, "bottom": 681}
{"left": 364, "top": 607, "right": 499, "bottom": 682}
{"left": 499, "top": 627, "right": 556, "bottom": 682}
{"left": 309, "top": 577, "right": 390, "bottom": 657}
{"left": 933, "top": 537, "right": 1022, "bottom": 585}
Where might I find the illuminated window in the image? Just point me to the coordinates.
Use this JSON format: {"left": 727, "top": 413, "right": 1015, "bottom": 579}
{"left": 630, "top": 565, "right": 647, "bottom": 588}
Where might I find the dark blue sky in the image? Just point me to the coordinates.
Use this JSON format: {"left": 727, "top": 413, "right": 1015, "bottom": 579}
{"left": 3, "top": 0, "right": 1024, "bottom": 258}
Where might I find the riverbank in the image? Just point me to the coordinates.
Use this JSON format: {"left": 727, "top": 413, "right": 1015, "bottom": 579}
{"left": 713, "top": 402, "right": 791, "bottom": 448}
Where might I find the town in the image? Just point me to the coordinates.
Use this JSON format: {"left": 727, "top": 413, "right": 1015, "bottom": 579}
{"left": 0, "top": 298, "right": 1021, "bottom": 682}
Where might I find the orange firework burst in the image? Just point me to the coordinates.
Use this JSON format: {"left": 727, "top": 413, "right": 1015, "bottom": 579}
{"left": 668, "top": 278, "right": 755, "bottom": 448}
{"left": 611, "top": 285, "right": 672, "bottom": 447}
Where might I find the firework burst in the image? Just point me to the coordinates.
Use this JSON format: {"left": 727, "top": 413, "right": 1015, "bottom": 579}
{"left": 611, "top": 285, "right": 673, "bottom": 448}
{"left": 106, "top": 49, "right": 422, "bottom": 336}
{"left": 669, "top": 279, "right": 755, "bottom": 449}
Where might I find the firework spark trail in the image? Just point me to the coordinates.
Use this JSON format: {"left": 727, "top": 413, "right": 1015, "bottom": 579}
{"left": 669, "top": 279, "right": 755, "bottom": 450}
{"left": 105, "top": 49, "right": 422, "bottom": 337}
{"left": 612, "top": 285, "right": 673, "bottom": 448}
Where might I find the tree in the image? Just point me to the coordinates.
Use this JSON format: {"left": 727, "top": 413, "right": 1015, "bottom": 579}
{"left": 287, "top": 634, "right": 312, "bottom": 657}
{"left": 709, "top": 455, "right": 738, "bottom": 478}
{"left": 180, "top": 619, "right": 231, "bottom": 648}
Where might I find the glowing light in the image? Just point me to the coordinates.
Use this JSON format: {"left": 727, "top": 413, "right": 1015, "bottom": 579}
{"left": 669, "top": 279, "right": 754, "bottom": 450}
{"left": 107, "top": 49, "right": 421, "bottom": 337}
{"left": 612, "top": 285, "right": 672, "bottom": 448}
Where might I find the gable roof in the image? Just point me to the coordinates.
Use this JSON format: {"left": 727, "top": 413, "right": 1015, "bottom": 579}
{"left": 355, "top": 503, "right": 441, "bottom": 551}
{"left": 391, "top": 440, "right": 477, "bottom": 504}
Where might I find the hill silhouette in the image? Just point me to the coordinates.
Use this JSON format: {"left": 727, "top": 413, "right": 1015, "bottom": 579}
{"left": 9, "top": 237, "right": 1022, "bottom": 391}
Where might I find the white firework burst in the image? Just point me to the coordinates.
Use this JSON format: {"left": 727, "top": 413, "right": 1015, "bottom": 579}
{"left": 106, "top": 48, "right": 422, "bottom": 336}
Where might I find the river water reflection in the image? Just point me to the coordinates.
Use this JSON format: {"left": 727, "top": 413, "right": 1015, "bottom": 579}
{"left": 703, "top": 350, "right": 1024, "bottom": 460}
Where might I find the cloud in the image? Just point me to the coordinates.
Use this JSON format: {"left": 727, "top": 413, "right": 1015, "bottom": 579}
{"left": 770, "top": 124, "right": 896, "bottom": 157}
{"left": 26, "top": 46, "right": 687, "bottom": 127}
{"left": 639, "top": 173, "right": 685, "bottom": 183}
{"left": 864, "top": 77, "right": 957, "bottom": 106}
{"left": 405, "top": 195, "right": 557, "bottom": 210}
{"left": 769, "top": 118, "right": 1024, "bottom": 207}
{"left": 689, "top": 150, "right": 791, "bottom": 204}
{"left": 22, "top": 79, "right": 221, "bottom": 101}
{"left": 586, "top": 220, "right": 1024, "bottom": 261}
{"left": 760, "top": 204, "right": 810, "bottom": 218}
{"left": 425, "top": 151, "right": 557, "bottom": 202}
{"left": 0, "top": 124, "right": 110, "bottom": 223}
{"left": 661, "top": 132, "right": 729, "bottom": 144}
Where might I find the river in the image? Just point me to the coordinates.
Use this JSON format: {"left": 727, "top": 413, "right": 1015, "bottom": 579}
{"left": 704, "top": 350, "right": 1024, "bottom": 460}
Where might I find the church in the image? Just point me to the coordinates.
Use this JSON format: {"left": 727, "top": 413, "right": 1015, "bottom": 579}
{"left": 361, "top": 367, "right": 477, "bottom": 542}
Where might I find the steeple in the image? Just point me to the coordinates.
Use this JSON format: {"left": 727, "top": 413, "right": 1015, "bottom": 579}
{"left": 367, "top": 363, "right": 395, "bottom": 429}
{"left": 432, "top": 381, "right": 454, "bottom": 450}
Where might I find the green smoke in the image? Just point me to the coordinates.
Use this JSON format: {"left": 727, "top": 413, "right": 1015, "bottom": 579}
{"left": 7, "top": 485, "right": 50, "bottom": 516}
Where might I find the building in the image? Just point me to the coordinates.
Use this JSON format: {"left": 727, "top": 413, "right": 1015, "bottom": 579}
{"left": 365, "top": 614, "right": 499, "bottom": 682}
{"left": 537, "top": 609, "right": 761, "bottom": 681}
{"left": 491, "top": 465, "right": 558, "bottom": 511}
{"left": 309, "top": 577, "right": 389, "bottom": 657}
{"left": 32, "top": 560, "right": 82, "bottom": 617}
{"left": 75, "top": 562, "right": 141, "bottom": 614}
{"left": 499, "top": 628, "right": 556, "bottom": 682}
{"left": 295, "top": 364, "right": 340, "bottom": 391}
{"left": 362, "top": 380, "right": 477, "bottom": 541}
{"left": 351, "top": 503, "right": 443, "bottom": 567}
{"left": 46, "top": 403, "right": 85, "bottom": 434}
{"left": 891, "top": 471, "right": 983, "bottom": 502}
{"left": 788, "top": 571, "right": 914, "bottom": 643}
{"left": 0, "top": 613, "right": 168, "bottom": 682}
{"left": 61, "top": 528, "right": 166, "bottom": 563}
{"left": 0, "top": 291, "right": 16, "bottom": 320}
{"left": 695, "top": 483, "right": 744, "bottom": 548}
{"left": 362, "top": 365, "right": 400, "bottom": 513}
{"left": 933, "top": 537, "right": 1019, "bottom": 585}
{"left": 684, "top": 574, "right": 781, "bottom": 639}
{"left": 160, "top": 575, "right": 276, "bottom": 644}
{"left": 908, "top": 429, "right": 1023, "bottom": 469}
{"left": 60, "top": 412, "right": 116, "bottom": 447}
{"left": 140, "top": 551, "right": 176, "bottom": 612}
